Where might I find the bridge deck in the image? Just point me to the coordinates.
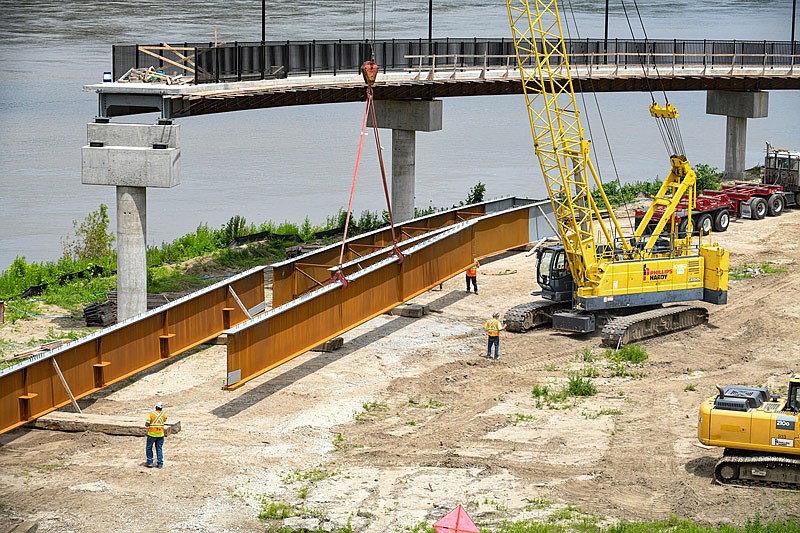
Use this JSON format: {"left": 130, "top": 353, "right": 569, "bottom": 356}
{"left": 90, "top": 40, "right": 800, "bottom": 118}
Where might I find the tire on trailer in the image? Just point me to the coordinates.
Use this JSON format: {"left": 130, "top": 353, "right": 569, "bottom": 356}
{"left": 677, "top": 217, "right": 689, "bottom": 238}
{"left": 767, "top": 194, "right": 784, "bottom": 216}
{"left": 751, "top": 197, "right": 767, "bottom": 220}
{"left": 713, "top": 209, "right": 730, "bottom": 232}
{"left": 795, "top": 191, "right": 800, "bottom": 207}
{"left": 696, "top": 213, "right": 713, "bottom": 236}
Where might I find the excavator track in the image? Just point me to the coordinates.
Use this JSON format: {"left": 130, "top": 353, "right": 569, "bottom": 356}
{"left": 714, "top": 451, "right": 800, "bottom": 490}
{"left": 504, "top": 300, "right": 570, "bottom": 332}
{"left": 600, "top": 305, "right": 708, "bottom": 346}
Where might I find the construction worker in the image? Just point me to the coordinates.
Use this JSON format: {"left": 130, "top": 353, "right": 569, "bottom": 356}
{"left": 484, "top": 311, "right": 506, "bottom": 360}
{"left": 466, "top": 258, "right": 480, "bottom": 293}
{"left": 145, "top": 402, "right": 167, "bottom": 468}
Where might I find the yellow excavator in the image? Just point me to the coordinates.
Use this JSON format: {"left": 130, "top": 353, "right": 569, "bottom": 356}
{"left": 698, "top": 375, "right": 800, "bottom": 488}
{"left": 503, "top": 1, "right": 729, "bottom": 345}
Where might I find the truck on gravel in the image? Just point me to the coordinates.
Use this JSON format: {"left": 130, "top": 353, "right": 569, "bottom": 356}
{"left": 635, "top": 143, "right": 800, "bottom": 237}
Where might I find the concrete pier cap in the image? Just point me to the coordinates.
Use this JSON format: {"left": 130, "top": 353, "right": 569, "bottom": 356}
{"left": 369, "top": 99, "right": 443, "bottom": 223}
{"left": 81, "top": 122, "right": 181, "bottom": 321}
{"left": 706, "top": 90, "right": 768, "bottom": 181}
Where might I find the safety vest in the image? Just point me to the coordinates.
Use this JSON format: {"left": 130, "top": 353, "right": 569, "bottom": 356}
{"left": 466, "top": 262, "right": 478, "bottom": 277}
{"left": 485, "top": 318, "right": 502, "bottom": 337}
{"left": 147, "top": 410, "right": 167, "bottom": 438}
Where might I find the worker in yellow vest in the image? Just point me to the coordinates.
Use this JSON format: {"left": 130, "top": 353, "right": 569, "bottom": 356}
{"left": 466, "top": 258, "right": 480, "bottom": 294}
{"left": 145, "top": 402, "right": 167, "bottom": 468}
{"left": 484, "top": 311, "right": 506, "bottom": 360}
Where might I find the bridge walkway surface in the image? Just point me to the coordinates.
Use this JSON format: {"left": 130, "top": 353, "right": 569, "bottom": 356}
{"left": 91, "top": 38, "right": 799, "bottom": 118}
{"left": 0, "top": 198, "right": 553, "bottom": 434}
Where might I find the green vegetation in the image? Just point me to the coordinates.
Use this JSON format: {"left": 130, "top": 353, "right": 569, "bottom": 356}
{"left": 532, "top": 374, "right": 597, "bottom": 408}
{"left": 407, "top": 397, "right": 444, "bottom": 409}
{"left": 478, "top": 516, "right": 799, "bottom": 533}
{"left": 579, "top": 347, "right": 596, "bottom": 362}
{"left": 508, "top": 413, "right": 536, "bottom": 425}
{"left": 355, "top": 400, "right": 389, "bottom": 421}
{"left": 282, "top": 467, "right": 338, "bottom": 485}
{"left": 684, "top": 383, "right": 697, "bottom": 392}
{"left": 606, "top": 344, "right": 648, "bottom": 364}
{"left": 729, "top": 262, "right": 789, "bottom": 280}
{"left": 332, "top": 433, "right": 347, "bottom": 452}
{"left": 566, "top": 373, "right": 597, "bottom": 397}
{"left": 2, "top": 181, "right": 489, "bottom": 326}
{"left": 583, "top": 408, "right": 623, "bottom": 419}
{"left": 591, "top": 163, "right": 722, "bottom": 208}
{"left": 61, "top": 203, "right": 115, "bottom": 261}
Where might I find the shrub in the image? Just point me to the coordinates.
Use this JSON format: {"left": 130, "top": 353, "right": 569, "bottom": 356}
{"left": 567, "top": 373, "right": 597, "bottom": 396}
{"left": 61, "top": 204, "right": 115, "bottom": 262}
{"left": 607, "top": 343, "right": 648, "bottom": 364}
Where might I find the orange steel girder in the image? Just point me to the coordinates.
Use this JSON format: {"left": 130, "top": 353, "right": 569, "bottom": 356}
{"left": 224, "top": 199, "right": 553, "bottom": 390}
{"left": 0, "top": 270, "right": 264, "bottom": 435}
{"left": 272, "top": 206, "right": 490, "bottom": 306}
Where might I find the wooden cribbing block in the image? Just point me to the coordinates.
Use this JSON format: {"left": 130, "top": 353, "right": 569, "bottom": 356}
{"left": 27, "top": 412, "right": 181, "bottom": 437}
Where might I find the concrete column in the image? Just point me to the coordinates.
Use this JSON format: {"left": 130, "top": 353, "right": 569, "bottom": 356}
{"left": 82, "top": 122, "right": 180, "bottom": 323}
{"left": 724, "top": 116, "right": 748, "bottom": 181}
{"left": 391, "top": 129, "right": 416, "bottom": 223}
{"left": 371, "top": 100, "right": 443, "bottom": 223}
{"left": 706, "top": 91, "right": 768, "bottom": 181}
{"left": 117, "top": 186, "right": 147, "bottom": 319}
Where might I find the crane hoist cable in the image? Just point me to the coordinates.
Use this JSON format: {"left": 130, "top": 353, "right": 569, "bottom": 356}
{"left": 561, "top": 0, "right": 633, "bottom": 239}
{"left": 331, "top": 57, "right": 403, "bottom": 288}
{"left": 621, "top": 0, "right": 686, "bottom": 159}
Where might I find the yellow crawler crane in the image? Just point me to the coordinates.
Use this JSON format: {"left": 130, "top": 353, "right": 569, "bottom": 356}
{"left": 698, "top": 375, "right": 800, "bottom": 488}
{"left": 503, "top": 0, "right": 729, "bottom": 345}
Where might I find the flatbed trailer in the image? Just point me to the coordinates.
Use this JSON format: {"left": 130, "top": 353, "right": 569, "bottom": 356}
{"left": 635, "top": 181, "right": 795, "bottom": 237}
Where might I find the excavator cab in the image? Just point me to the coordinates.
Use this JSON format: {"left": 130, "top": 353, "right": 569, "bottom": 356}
{"left": 537, "top": 245, "right": 573, "bottom": 302}
{"left": 785, "top": 375, "right": 800, "bottom": 413}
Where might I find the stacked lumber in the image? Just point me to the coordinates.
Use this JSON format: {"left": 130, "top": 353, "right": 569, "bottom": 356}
{"left": 84, "top": 293, "right": 170, "bottom": 326}
{"left": 83, "top": 300, "right": 116, "bottom": 327}
{"left": 2, "top": 340, "right": 66, "bottom": 364}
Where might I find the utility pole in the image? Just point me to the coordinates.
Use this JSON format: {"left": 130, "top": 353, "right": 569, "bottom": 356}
{"left": 792, "top": 0, "right": 797, "bottom": 43}
{"left": 428, "top": 0, "right": 433, "bottom": 42}
{"left": 261, "top": 0, "right": 266, "bottom": 44}
{"left": 604, "top": 0, "right": 609, "bottom": 51}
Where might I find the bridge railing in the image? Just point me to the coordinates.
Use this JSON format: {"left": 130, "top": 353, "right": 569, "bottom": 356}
{"left": 111, "top": 39, "right": 798, "bottom": 84}
{"left": 404, "top": 50, "right": 799, "bottom": 80}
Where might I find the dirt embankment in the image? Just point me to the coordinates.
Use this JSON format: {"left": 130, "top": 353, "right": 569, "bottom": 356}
{"left": 2, "top": 211, "right": 800, "bottom": 532}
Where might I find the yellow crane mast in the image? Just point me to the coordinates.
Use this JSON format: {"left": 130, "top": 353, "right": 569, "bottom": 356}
{"left": 504, "top": 0, "right": 729, "bottom": 345}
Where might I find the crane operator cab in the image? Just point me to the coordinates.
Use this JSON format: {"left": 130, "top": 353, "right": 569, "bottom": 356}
{"left": 537, "top": 245, "right": 573, "bottom": 303}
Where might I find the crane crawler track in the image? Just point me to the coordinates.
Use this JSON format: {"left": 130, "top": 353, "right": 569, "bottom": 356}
{"left": 504, "top": 300, "right": 570, "bottom": 332}
{"left": 714, "top": 451, "right": 800, "bottom": 490}
{"left": 600, "top": 305, "right": 708, "bottom": 346}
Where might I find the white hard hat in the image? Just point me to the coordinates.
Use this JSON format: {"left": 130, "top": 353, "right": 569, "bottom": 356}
{"left": 493, "top": 312, "right": 500, "bottom": 318}
{"left": 155, "top": 402, "right": 164, "bottom": 410}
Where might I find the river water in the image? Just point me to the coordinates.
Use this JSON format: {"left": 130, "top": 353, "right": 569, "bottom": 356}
{"left": 0, "top": 1, "right": 797, "bottom": 270}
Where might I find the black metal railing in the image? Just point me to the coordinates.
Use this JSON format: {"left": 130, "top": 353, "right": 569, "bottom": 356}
{"left": 111, "top": 38, "right": 798, "bottom": 85}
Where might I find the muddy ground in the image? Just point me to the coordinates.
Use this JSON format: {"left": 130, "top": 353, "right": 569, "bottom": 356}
{"left": 2, "top": 209, "right": 800, "bottom": 532}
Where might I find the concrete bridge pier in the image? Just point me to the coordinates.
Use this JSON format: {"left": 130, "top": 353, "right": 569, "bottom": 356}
{"left": 706, "top": 91, "right": 769, "bottom": 180}
{"left": 81, "top": 121, "right": 181, "bottom": 321}
{"left": 372, "top": 100, "right": 443, "bottom": 222}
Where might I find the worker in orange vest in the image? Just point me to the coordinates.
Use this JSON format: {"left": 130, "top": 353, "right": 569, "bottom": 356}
{"left": 145, "top": 402, "right": 167, "bottom": 468}
{"left": 484, "top": 311, "right": 506, "bottom": 360}
{"left": 466, "top": 258, "right": 480, "bottom": 294}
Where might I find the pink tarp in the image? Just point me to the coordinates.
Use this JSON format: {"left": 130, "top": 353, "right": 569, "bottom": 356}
{"left": 433, "top": 504, "right": 480, "bottom": 533}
